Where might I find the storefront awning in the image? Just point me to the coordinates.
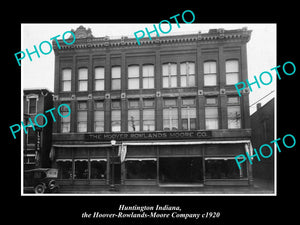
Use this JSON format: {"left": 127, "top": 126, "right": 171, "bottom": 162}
{"left": 122, "top": 140, "right": 251, "bottom": 146}
{"left": 52, "top": 144, "right": 113, "bottom": 148}
{"left": 125, "top": 158, "right": 157, "bottom": 161}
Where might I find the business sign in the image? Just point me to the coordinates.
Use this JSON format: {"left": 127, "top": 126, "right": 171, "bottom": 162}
{"left": 85, "top": 130, "right": 212, "bottom": 141}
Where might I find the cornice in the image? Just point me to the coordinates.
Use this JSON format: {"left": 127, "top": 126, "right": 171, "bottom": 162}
{"left": 53, "top": 27, "right": 252, "bottom": 52}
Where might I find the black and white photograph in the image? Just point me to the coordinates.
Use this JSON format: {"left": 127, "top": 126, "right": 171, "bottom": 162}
{"left": 5, "top": 6, "right": 298, "bottom": 225}
{"left": 20, "top": 23, "right": 276, "bottom": 195}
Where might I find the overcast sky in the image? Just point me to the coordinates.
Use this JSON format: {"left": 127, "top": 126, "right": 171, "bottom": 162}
{"left": 21, "top": 23, "right": 276, "bottom": 114}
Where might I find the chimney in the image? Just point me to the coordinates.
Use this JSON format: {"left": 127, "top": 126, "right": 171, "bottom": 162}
{"left": 256, "top": 103, "right": 262, "bottom": 110}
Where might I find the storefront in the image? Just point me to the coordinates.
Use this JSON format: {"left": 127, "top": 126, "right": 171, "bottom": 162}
{"left": 52, "top": 130, "right": 253, "bottom": 188}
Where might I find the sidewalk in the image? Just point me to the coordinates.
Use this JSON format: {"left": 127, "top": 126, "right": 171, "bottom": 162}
{"left": 57, "top": 179, "right": 274, "bottom": 195}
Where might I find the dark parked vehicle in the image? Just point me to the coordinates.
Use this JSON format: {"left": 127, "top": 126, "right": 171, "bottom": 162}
{"left": 24, "top": 168, "right": 59, "bottom": 193}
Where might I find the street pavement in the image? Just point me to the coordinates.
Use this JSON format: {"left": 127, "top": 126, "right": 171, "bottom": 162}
{"left": 57, "top": 178, "right": 274, "bottom": 195}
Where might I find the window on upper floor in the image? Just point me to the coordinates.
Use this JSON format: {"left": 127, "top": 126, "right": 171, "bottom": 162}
{"left": 128, "top": 99, "right": 140, "bottom": 132}
{"left": 94, "top": 101, "right": 104, "bottom": 132}
{"left": 78, "top": 68, "right": 88, "bottom": 91}
{"left": 128, "top": 65, "right": 139, "bottom": 90}
{"left": 28, "top": 97, "right": 37, "bottom": 114}
{"left": 111, "top": 66, "right": 121, "bottom": 90}
{"left": 61, "top": 69, "right": 71, "bottom": 92}
{"left": 60, "top": 102, "right": 71, "bottom": 133}
{"left": 181, "top": 98, "right": 196, "bottom": 130}
{"left": 77, "top": 102, "right": 87, "bottom": 132}
{"left": 227, "top": 96, "right": 241, "bottom": 129}
{"left": 162, "top": 63, "right": 177, "bottom": 88}
{"left": 111, "top": 100, "right": 121, "bottom": 132}
{"left": 142, "top": 64, "right": 154, "bottom": 89}
{"left": 205, "top": 97, "right": 219, "bottom": 130}
{"left": 163, "top": 99, "right": 178, "bottom": 131}
{"left": 204, "top": 61, "right": 217, "bottom": 86}
{"left": 180, "top": 62, "right": 195, "bottom": 87}
{"left": 226, "top": 60, "right": 239, "bottom": 85}
{"left": 94, "top": 67, "right": 105, "bottom": 91}
{"left": 142, "top": 99, "right": 155, "bottom": 131}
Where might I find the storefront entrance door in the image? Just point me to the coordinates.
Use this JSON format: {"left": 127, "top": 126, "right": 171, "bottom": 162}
{"left": 110, "top": 162, "right": 121, "bottom": 185}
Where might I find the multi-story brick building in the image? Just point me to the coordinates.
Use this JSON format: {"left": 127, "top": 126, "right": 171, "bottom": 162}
{"left": 51, "top": 25, "right": 252, "bottom": 189}
{"left": 23, "top": 88, "right": 53, "bottom": 170}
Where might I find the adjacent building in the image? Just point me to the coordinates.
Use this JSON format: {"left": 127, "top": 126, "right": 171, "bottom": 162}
{"left": 23, "top": 88, "right": 53, "bottom": 170}
{"left": 51, "top": 26, "right": 253, "bottom": 189}
{"left": 250, "top": 98, "right": 275, "bottom": 182}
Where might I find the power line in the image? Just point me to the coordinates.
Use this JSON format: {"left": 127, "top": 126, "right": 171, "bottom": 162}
{"left": 249, "top": 90, "right": 275, "bottom": 108}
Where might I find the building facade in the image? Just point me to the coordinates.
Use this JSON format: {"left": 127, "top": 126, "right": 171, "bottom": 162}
{"left": 251, "top": 98, "right": 275, "bottom": 182}
{"left": 23, "top": 88, "right": 53, "bottom": 170}
{"left": 51, "top": 26, "right": 253, "bottom": 188}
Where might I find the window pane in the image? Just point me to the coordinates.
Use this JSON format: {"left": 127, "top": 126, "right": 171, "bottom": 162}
{"left": 57, "top": 161, "right": 72, "bottom": 179}
{"left": 164, "top": 99, "right": 177, "bottom": 107}
{"left": 111, "top": 79, "right": 121, "bottom": 90}
{"left": 111, "top": 66, "right": 121, "bottom": 78}
{"left": 94, "top": 111, "right": 104, "bottom": 132}
{"left": 170, "top": 76, "right": 177, "bottom": 87}
{"left": 142, "top": 65, "right": 154, "bottom": 77}
{"left": 227, "top": 106, "right": 241, "bottom": 129}
{"left": 205, "top": 107, "right": 219, "bottom": 129}
{"left": 95, "top": 67, "right": 104, "bottom": 79}
{"left": 95, "top": 80, "right": 104, "bottom": 91}
{"left": 205, "top": 107, "right": 218, "bottom": 118}
{"left": 78, "top": 102, "right": 87, "bottom": 109}
{"left": 227, "top": 106, "right": 240, "bottom": 117}
{"left": 74, "top": 160, "right": 88, "bottom": 179}
{"left": 128, "top": 65, "right": 139, "bottom": 77}
{"left": 77, "top": 111, "right": 87, "bottom": 132}
{"left": 163, "top": 108, "right": 178, "bottom": 130}
{"left": 206, "top": 97, "right": 217, "bottom": 105}
{"left": 29, "top": 98, "right": 37, "bottom": 114}
{"left": 143, "top": 77, "right": 154, "bottom": 89}
{"left": 189, "top": 75, "right": 195, "bottom": 86}
{"left": 94, "top": 101, "right": 104, "bottom": 109}
{"left": 204, "top": 61, "right": 216, "bottom": 74}
{"left": 180, "top": 63, "right": 187, "bottom": 75}
{"left": 62, "top": 69, "right": 71, "bottom": 92}
{"left": 62, "top": 69, "right": 71, "bottom": 80}
{"left": 126, "top": 160, "right": 157, "bottom": 179}
{"left": 204, "top": 74, "right": 217, "bottom": 86}
{"left": 163, "top": 77, "right": 169, "bottom": 88}
{"left": 143, "top": 109, "right": 155, "bottom": 131}
{"left": 170, "top": 64, "right": 177, "bottom": 75}
{"left": 63, "top": 81, "right": 71, "bottom": 92}
{"left": 128, "top": 109, "right": 140, "bottom": 131}
{"left": 111, "top": 110, "right": 121, "bottom": 132}
{"left": 226, "top": 60, "right": 239, "bottom": 73}
{"left": 180, "top": 75, "right": 187, "bottom": 87}
{"left": 162, "top": 64, "right": 169, "bottom": 75}
{"left": 90, "top": 161, "right": 106, "bottom": 179}
{"left": 182, "top": 98, "right": 195, "bottom": 106}
{"left": 205, "top": 159, "right": 247, "bottom": 179}
{"left": 227, "top": 96, "right": 239, "bottom": 104}
{"left": 206, "top": 119, "right": 218, "bottom": 130}
{"left": 78, "top": 68, "right": 88, "bottom": 80}
{"left": 111, "top": 101, "right": 121, "bottom": 108}
{"left": 226, "top": 73, "right": 239, "bottom": 85}
{"left": 128, "top": 78, "right": 139, "bottom": 89}
{"left": 128, "top": 100, "right": 139, "bottom": 108}
{"left": 143, "top": 99, "right": 155, "bottom": 107}
{"left": 189, "top": 63, "right": 195, "bottom": 74}
{"left": 79, "top": 81, "right": 88, "bottom": 91}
